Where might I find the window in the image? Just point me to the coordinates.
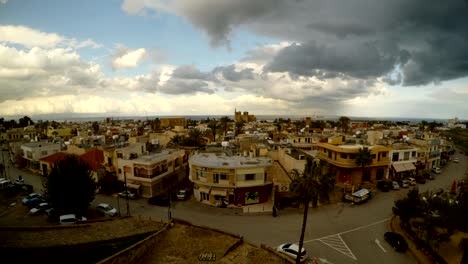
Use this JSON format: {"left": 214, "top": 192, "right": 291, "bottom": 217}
{"left": 220, "top": 173, "right": 227, "bottom": 180}
{"left": 340, "top": 153, "right": 347, "bottom": 159}
{"left": 117, "top": 153, "right": 123, "bottom": 159}
{"left": 392, "top": 153, "right": 399, "bottom": 161}
{"left": 412, "top": 151, "right": 416, "bottom": 157}
{"left": 118, "top": 168, "right": 122, "bottom": 174}
{"left": 245, "top": 174, "right": 255, "bottom": 181}
{"left": 213, "top": 174, "right": 219, "bottom": 183}
{"left": 404, "top": 152, "right": 410, "bottom": 160}
{"left": 382, "top": 152, "right": 387, "bottom": 158}
{"left": 349, "top": 154, "right": 356, "bottom": 159}
{"left": 328, "top": 151, "right": 332, "bottom": 159}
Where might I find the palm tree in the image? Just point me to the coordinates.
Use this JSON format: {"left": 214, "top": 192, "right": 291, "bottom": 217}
{"left": 235, "top": 121, "right": 245, "bottom": 136}
{"left": 207, "top": 120, "right": 221, "bottom": 142}
{"left": 289, "top": 158, "right": 334, "bottom": 264}
{"left": 219, "top": 116, "right": 231, "bottom": 137}
{"left": 355, "top": 147, "right": 372, "bottom": 183}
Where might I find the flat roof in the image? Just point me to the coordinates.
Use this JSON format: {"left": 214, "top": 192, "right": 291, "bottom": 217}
{"left": 190, "top": 152, "right": 272, "bottom": 168}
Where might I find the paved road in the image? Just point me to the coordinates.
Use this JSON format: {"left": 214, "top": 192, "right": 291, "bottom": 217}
{"left": 3, "top": 149, "right": 467, "bottom": 264}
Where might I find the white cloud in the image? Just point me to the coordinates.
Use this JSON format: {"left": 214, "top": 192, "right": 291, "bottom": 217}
{"left": 0, "top": 25, "right": 63, "bottom": 48}
{"left": 112, "top": 47, "right": 146, "bottom": 70}
{"left": 0, "top": 0, "right": 8, "bottom": 5}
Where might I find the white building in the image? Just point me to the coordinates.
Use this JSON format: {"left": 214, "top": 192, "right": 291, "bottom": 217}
{"left": 21, "top": 142, "right": 61, "bottom": 171}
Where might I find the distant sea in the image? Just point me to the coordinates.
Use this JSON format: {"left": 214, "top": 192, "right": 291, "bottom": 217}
{"left": 2, "top": 113, "right": 458, "bottom": 123}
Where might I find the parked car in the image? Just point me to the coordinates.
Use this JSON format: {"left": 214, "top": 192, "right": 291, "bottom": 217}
{"left": 398, "top": 179, "right": 409, "bottom": 188}
{"left": 423, "top": 173, "right": 435, "bottom": 180}
{"left": 148, "top": 195, "right": 170, "bottom": 206}
{"left": 377, "top": 180, "right": 390, "bottom": 192}
{"left": 432, "top": 167, "right": 441, "bottom": 174}
{"left": 384, "top": 232, "right": 408, "bottom": 252}
{"left": 408, "top": 177, "right": 417, "bottom": 186}
{"left": 0, "top": 179, "right": 11, "bottom": 189}
{"left": 118, "top": 190, "right": 136, "bottom": 199}
{"left": 415, "top": 176, "right": 426, "bottom": 184}
{"left": 276, "top": 243, "right": 308, "bottom": 263}
{"left": 176, "top": 189, "right": 190, "bottom": 200}
{"left": 22, "top": 193, "right": 42, "bottom": 205}
{"left": 15, "top": 175, "right": 24, "bottom": 185}
{"left": 96, "top": 203, "right": 118, "bottom": 217}
{"left": 453, "top": 158, "right": 459, "bottom": 163}
{"left": 59, "top": 214, "right": 87, "bottom": 225}
{"left": 391, "top": 181, "right": 400, "bottom": 190}
{"left": 25, "top": 197, "right": 45, "bottom": 208}
{"left": 30, "top": 202, "right": 50, "bottom": 215}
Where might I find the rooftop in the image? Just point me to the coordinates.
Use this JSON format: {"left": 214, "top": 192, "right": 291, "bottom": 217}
{"left": 190, "top": 152, "right": 272, "bottom": 168}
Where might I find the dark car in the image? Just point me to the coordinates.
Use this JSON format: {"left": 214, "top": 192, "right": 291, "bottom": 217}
{"left": 148, "top": 195, "right": 170, "bottom": 206}
{"left": 415, "top": 176, "right": 426, "bottom": 184}
{"left": 384, "top": 232, "right": 408, "bottom": 252}
{"left": 377, "top": 180, "right": 390, "bottom": 192}
{"left": 423, "top": 173, "right": 434, "bottom": 180}
{"left": 25, "top": 197, "right": 45, "bottom": 208}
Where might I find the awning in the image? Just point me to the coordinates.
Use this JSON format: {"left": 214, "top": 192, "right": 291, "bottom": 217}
{"left": 393, "top": 163, "right": 416, "bottom": 173}
{"left": 126, "top": 183, "right": 141, "bottom": 189}
{"left": 198, "top": 186, "right": 210, "bottom": 193}
{"left": 211, "top": 189, "right": 227, "bottom": 196}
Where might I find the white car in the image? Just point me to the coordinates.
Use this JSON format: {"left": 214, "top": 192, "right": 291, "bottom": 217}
{"left": 391, "top": 181, "right": 400, "bottom": 190}
{"left": 96, "top": 203, "right": 118, "bottom": 217}
{"left": 408, "top": 177, "right": 417, "bottom": 186}
{"left": 276, "top": 243, "right": 308, "bottom": 262}
{"left": 59, "top": 214, "right": 87, "bottom": 225}
{"left": 453, "top": 158, "right": 459, "bottom": 163}
{"left": 30, "top": 203, "right": 49, "bottom": 215}
{"left": 432, "top": 167, "right": 441, "bottom": 174}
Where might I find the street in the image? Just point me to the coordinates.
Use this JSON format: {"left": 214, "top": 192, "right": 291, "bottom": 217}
{"left": 2, "top": 149, "right": 466, "bottom": 264}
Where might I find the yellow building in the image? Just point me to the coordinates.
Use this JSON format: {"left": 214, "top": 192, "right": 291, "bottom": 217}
{"left": 47, "top": 128, "right": 72, "bottom": 139}
{"left": 317, "top": 142, "right": 390, "bottom": 188}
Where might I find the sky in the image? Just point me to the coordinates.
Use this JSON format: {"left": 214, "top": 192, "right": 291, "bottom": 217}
{"left": 0, "top": 0, "right": 468, "bottom": 120}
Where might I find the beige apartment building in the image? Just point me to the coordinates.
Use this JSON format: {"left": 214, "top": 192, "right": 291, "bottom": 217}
{"left": 317, "top": 141, "right": 391, "bottom": 189}
{"left": 189, "top": 152, "right": 273, "bottom": 207}
{"left": 116, "top": 146, "right": 185, "bottom": 198}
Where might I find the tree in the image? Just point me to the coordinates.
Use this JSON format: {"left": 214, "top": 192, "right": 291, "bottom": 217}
{"left": 207, "top": 120, "right": 221, "bottom": 142}
{"left": 235, "top": 121, "right": 245, "bottom": 136}
{"left": 420, "top": 120, "right": 428, "bottom": 131}
{"left": 150, "top": 118, "right": 161, "bottom": 132}
{"left": 92, "top": 121, "right": 99, "bottom": 135}
{"left": 219, "top": 116, "right": 231, "bottom": 137}
{"left": 289, "top": 158, "right": 333, "bottom": 264}
{"left": 42, "top": 155, "right": 97, "bottom": 215}
{"left": 98, "top": 170, "right": 119, "bottom": 195}
{"left": 355, "top": 147, "right": 372, "bottom": 183}
{"left": 338, "top": 116, "right": 350, "bottom": 133}
{"left": 168, "top": 135, "right": 185, "bottom": 147}
{"left": 19, "top": 116, "right": 34, "bottom": 127}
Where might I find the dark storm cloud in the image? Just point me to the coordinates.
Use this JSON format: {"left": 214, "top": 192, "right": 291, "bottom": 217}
{"left": 159, "top": 78, "right": 214, "bottom": 95}
{"left": 142, "top": 0, "right": 468, "bottom": 86}
{"left": 171, "top": 64, "right": 213, "bottom": 81}
{"left": 212, "top": 65, "right": 255, "bottom": 82}
{"left": 265, "top": 41, "right": 408, "bottom": 80}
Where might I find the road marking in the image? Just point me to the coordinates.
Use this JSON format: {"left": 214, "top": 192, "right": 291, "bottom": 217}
{"left": 375, "top": 239, "right": 386, "bottom": 252}
{"left": 316, "top": 234, "right": 357, "bottom": 260}
{"left": 302, "top": 217, "right": 392, "bottom": 261}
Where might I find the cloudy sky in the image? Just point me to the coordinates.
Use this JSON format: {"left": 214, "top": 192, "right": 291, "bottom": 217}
{"left": 1, "top": 0, "right": 467, "bottom": 119}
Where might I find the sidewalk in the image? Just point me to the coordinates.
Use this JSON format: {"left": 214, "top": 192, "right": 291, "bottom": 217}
{"left": 389, "top": 215, "right": 435, "bottom": 264}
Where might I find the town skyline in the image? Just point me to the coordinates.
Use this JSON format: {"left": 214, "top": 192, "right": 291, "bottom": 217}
{"left": 1, "top": 1, "right": 468, "bottom": 119}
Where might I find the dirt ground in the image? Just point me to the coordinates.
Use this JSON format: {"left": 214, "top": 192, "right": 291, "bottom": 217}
{"left": 140, "top": 223, "right": 286, "bottom": 264}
